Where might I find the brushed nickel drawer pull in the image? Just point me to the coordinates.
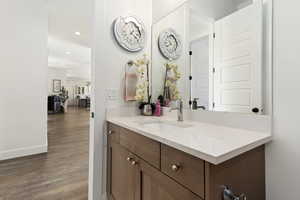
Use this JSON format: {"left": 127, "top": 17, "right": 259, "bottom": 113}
{"left": 126, "top": 157, "right": 133, "bottom": 162}
{"left": 171, "top": 164, "right": 180, "bottom": 172}
{"left": 131, "top": 160, "right": 138, "bottom": 166}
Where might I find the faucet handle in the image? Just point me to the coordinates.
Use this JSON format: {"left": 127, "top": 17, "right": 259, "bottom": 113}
{"left": 169, "top": 100, "right": 179, "bottom": 111}
{"left": 178, "top": 99, "right": 183, "bottom": 106}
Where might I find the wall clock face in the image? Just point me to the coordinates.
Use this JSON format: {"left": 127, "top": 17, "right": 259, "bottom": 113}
{"left": 158, "top": 29, "right": 182, "bottom": 60}
{"left": 113, "top": 16, "right": 146, "bottom": 52}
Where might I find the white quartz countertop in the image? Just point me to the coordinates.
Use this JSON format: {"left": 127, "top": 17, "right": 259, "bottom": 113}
{"left": 107, "top": 116, "right": 272, "bottom": 165}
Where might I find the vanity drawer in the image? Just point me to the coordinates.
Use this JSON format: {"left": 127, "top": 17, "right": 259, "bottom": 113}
{"left": 119, "top": 128, "right": 161, "bottom": 169}
{"left": 161, "top": 144, "right": 205, "bottom": 199}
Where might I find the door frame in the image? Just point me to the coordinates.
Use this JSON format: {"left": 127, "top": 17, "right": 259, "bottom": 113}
{"left": 188, "top": 18, "right": 215, "bottom": 110}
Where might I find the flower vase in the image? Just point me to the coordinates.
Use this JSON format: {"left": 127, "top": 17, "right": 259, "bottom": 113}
{"left": 142, "top": 104, "right": 152, "bottom": 116}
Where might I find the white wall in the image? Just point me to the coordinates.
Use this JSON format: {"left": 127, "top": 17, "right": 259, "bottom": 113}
{"left": 152, "top": 0, "right": 187, "bottom": 23}
{"left": 266, "top": 0, "right": 300, "bottom": 199}
{"left": 66, "top": 79, "right": 91, "bottom": 106}
{"left": 48, "top": 68, "right": 90, "bottom": 105}
{"left": 189, "top": 13, "right": 210, "bottom": 41}
{"left": 152, "top": 0, "right": 237, "bottom": 107}
{"left": 152, "top": 4, "right": 189, "bottom": 103}
{"left": 91, "top": 0, "right": 152, "bottom": 199}
{"left": 0, "top": 0, "right": 48, "bottom": 160}
{"left": 153, "top": 0, "right": 236, "bottom": 23}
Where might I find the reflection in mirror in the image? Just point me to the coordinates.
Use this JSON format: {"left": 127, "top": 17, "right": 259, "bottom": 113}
{"left": 152, "top": 0, "right": 271, "bottom": 115}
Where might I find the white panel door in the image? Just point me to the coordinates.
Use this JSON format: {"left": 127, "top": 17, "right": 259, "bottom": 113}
{"left": 213, "top": 1, "right": 263, "bottom": 114}
{"left": 191, "top": 36, "right": 210, "bottom": 110}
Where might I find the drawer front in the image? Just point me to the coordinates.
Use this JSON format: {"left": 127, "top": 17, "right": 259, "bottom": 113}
{"left": 161, "top": 145, "right": 205, "bottom": 199}
{"left": 107, "top": 123, "right": 120, "bottom": 144}
{"left": 137, "top": 156, "right": 203, "bottom": 200}
{"left": 120, "top": 128, "right": 161, "bottom": 169}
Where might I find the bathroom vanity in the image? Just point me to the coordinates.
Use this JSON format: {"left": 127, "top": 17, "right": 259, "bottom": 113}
{"left": 106, "top": 0, "right": 273, "bottom": 199}
{"left": 106, "top": 116, "right": 271, "bottom": 200}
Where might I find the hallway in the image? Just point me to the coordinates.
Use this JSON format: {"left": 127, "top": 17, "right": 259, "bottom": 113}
{"left": 0, "top": 108, "right": 90, "bottom": 200}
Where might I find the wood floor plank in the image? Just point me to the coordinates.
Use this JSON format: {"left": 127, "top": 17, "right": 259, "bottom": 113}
{"left": 0, "top": 108, "right": 89, "bottom": 200}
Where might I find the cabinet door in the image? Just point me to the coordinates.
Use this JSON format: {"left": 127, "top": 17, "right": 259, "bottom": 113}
{"left": 136, "top": 157, "right": 203, "bottom": 200}
{"left": 108, "top": 142, "right": 138, "bottom": 200}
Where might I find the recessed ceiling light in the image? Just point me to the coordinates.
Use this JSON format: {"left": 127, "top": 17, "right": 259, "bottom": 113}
{"left": 75, "top": 32, "right": 81, "bottom": 36}
{"left": 66, "top": 51, "right": 71, "bottom": 55}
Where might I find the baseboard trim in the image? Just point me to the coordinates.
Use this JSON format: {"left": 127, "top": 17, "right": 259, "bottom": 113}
{"left": 0, "top": 145, "right": 48, "bottom": 161}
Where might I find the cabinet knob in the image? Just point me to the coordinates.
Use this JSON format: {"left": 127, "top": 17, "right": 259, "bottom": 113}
{"left": 126, "top": 157, "right": 133, "bottom": 162}
{"left": 171, "top": 164, "right": 180, "bottom": 172}
{"left": 131, "top": 160, "right": 138, "bottom": 166}
{"left": 108, "top": 130, "right": 114, "bottom": 135}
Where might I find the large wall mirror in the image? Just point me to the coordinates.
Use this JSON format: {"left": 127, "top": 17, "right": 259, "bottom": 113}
{"left": 151, "top": 0, "right": 272, "bottom": 115}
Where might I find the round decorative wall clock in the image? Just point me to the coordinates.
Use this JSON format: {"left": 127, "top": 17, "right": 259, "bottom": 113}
{"left": 113, "top": 16, "right": 146, "bottom": 52}
{"left": 158, "top": 28, "right": 182, "bottom": 60}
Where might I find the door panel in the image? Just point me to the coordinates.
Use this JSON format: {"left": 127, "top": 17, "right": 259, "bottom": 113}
{"left": 191, "top": 37, "right": 210, "bottom": 109}
{"left": 221, "top": 64, "right": 251, "bottom": 83}
{"left": 136, "top": 157, "right": 202, "bottom": 200}
{"left": 109, "top": 143, "right": 137, "bottom": 200}
{"left": 214, "top": 1, "right": 263, "bottom": 113}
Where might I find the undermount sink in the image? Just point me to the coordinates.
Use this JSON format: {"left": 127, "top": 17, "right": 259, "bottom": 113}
{"left": 135, "top": 119, "right": 194, "bottom": 129}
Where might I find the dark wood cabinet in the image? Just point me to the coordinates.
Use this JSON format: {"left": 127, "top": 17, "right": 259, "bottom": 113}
{"left": 107, "top": 143, "right": 201, "bottom": 200}
{"left": 120, "top": 127, "right": 161, "bottom": 169}
{"left": 205, "top": 146, "right": 266, "bottom": 200}
{"left": 161, "top": 144, "right": 205, "bottom": 198}
{"left": 107, "top": 123, "right": 265, "bottom": 200}
{"left": 136, "top": 156, "right": 202, "bottom": 200}
{"left": 108, "top": 143, "right": 138, "bottom": 200}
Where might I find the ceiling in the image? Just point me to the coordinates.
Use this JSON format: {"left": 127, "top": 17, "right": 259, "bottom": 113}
{"left": 47, "top": 0, "right": 93, "bottom": 80}
{"left": 190, "top": 11, "right": 210, "bottom": 41}
{"left": 233, "top": 0, "right": 253, "bottom": 9}
{"left": 233, "top": 0, "right": 252, "bottom": 4}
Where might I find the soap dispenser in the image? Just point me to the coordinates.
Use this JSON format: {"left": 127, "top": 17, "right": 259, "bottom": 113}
{"left": 154, "top": 100, "right": 161, "bottom": 117}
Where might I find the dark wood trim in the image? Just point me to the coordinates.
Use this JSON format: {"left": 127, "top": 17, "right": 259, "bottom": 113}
{"left": 204, "top": 162, "right": 211, "bottom": 200}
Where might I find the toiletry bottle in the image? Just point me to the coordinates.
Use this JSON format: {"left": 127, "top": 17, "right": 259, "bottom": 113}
{"left": 155, "top": 101, "right": 161, "bottom": 117}
{"left": 158, "top": 95, "right": 164, "bottom": 116}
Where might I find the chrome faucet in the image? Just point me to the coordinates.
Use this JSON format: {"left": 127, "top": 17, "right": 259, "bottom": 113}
{"left": 170, "top": 99, "right": 184, "bottom": 122}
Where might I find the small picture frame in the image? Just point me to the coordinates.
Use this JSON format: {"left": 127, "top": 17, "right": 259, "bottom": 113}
{"left": 53, "top": 79, "right": 62, "bottom": 93}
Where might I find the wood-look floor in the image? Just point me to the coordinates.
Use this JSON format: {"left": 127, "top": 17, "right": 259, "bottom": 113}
{"left": 0, "top": 108, "right": 90, "bottom": 200}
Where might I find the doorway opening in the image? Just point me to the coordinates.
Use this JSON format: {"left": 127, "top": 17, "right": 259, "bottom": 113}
{"left": 47, "top": 0, "right": 93, "bottom": 198}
